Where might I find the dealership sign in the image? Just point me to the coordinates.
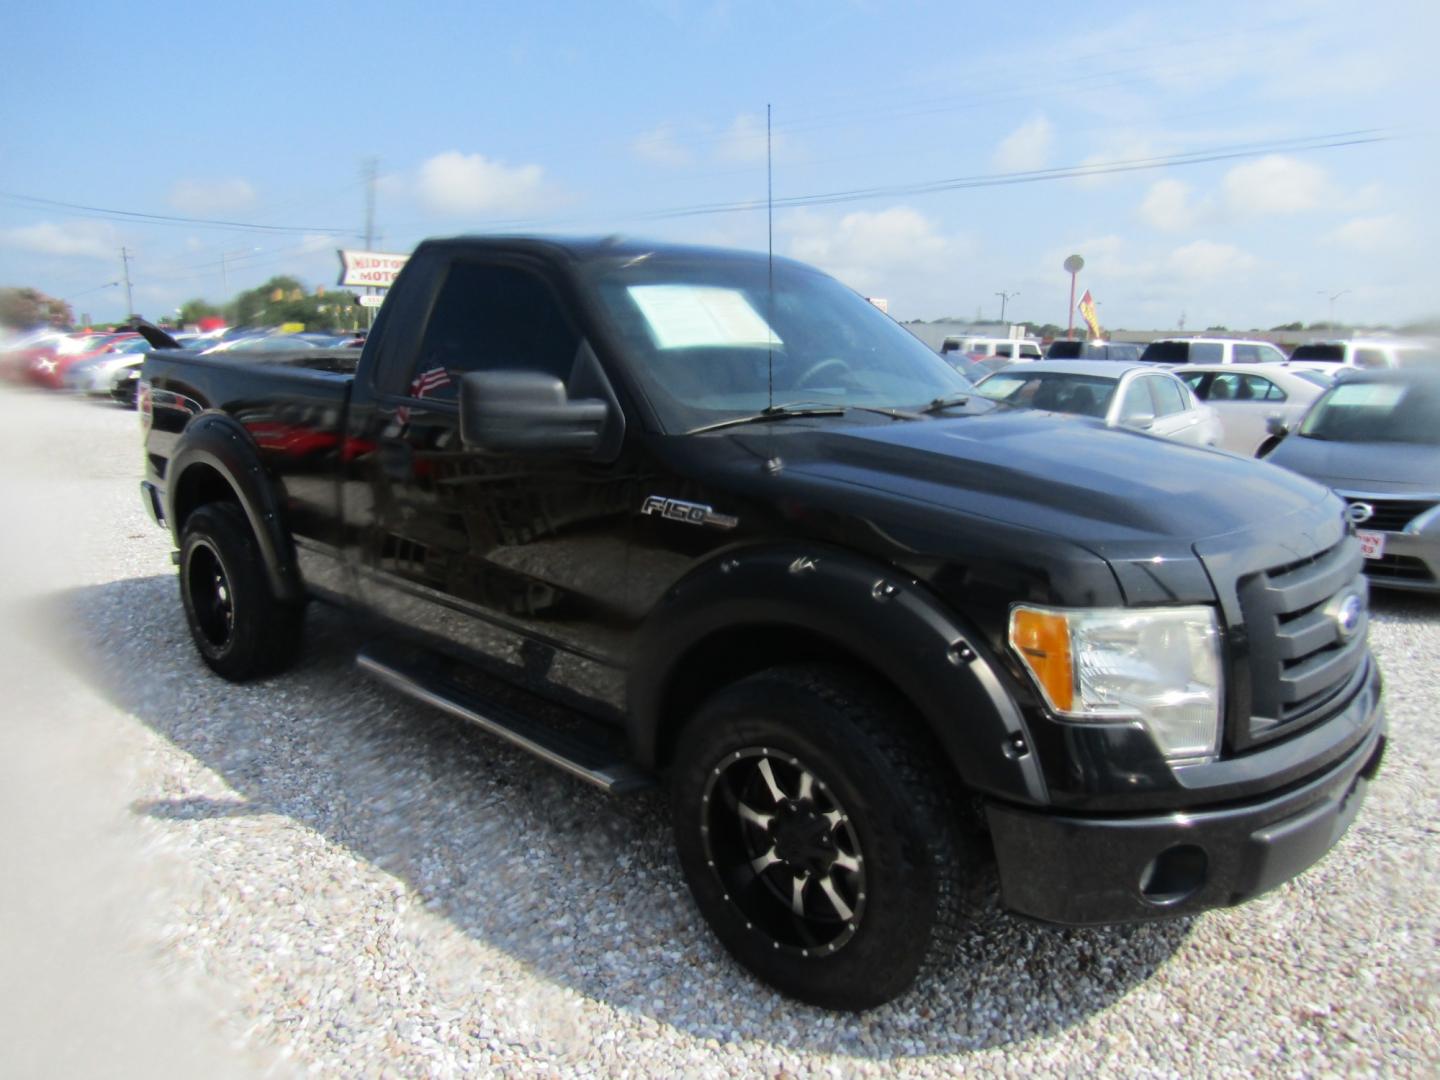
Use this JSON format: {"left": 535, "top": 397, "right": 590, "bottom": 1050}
{"left": 337, "top": 250, "right": 410, "bottom": 289}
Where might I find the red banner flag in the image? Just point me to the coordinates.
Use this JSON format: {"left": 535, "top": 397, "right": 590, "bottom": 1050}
{"left": 1077, "top": 289, "right": 1102, "bottom": 339}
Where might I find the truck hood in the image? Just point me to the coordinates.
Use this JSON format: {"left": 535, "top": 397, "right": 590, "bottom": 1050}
{"left": 755, "top": 409, "right": 1332, "bottom": 545}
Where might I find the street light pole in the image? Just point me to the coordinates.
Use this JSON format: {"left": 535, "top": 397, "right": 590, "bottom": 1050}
{"left": 1317, "top": 289, "right": 1350, "bottom": 328}
{"left": 221, "top": 248, "right": 261, "bottom": 297}
{"left": 994, "top": 290, "right": 1018, "bottom": 325}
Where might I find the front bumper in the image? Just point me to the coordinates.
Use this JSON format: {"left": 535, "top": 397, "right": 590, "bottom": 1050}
{"left": 986, "top": 702, "right": 1386, "bottom": 925}
{"left": 1363, "top": 529, "right": 1440, "bottom": 593}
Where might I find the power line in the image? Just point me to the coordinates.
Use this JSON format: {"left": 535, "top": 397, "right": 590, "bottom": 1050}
{"left": 636, "top": 128, "right": 1393, "bottom": 221}
{"left": 0, "top": 190, "right": 352, "bottom": 235}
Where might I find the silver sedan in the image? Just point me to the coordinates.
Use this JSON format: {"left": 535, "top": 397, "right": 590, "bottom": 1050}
{"left": 1174, "top": 363, "right": 1333, "bottom": 457}
{"left": 973, "top": 360, "right": 1222, "bottom": 447}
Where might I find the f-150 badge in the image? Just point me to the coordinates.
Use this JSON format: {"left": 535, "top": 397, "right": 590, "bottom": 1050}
{"left": 641, "top": 495, "right": 738, "bottom": 530}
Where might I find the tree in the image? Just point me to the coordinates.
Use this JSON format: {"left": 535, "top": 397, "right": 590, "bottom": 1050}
{"left": 226, "top": 276, "right": 362, "bottom": 330}
{"left": 179, "top": 298, "right": 223, "bottom": 324}
{"left": 0, "top": 287, "right": 72, "bottom": 329}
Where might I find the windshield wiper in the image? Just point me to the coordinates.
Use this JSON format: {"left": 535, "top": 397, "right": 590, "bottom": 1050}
{"left": 686, "top": 403, "right": 846, "bottom": 435}
{"left": 685, "top": 400, "right": 925, "bottom": 435}
{"left": 918, "top": 392, "right": 972, "bottom": 415}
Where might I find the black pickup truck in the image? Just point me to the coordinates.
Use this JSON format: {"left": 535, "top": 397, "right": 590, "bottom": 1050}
{"left": 139, "top": 236, "right": 1385, "bottom": 1010}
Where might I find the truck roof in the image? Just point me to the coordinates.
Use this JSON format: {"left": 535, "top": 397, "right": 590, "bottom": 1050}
{"left": 418, "top": 234, "right": 812, "bottom": 271}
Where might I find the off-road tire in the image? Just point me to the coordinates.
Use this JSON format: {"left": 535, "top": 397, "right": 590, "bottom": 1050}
{"left": 670, "top": 664, "right": 969, "bottom": 1010}
{"left": 179, "top": 502, "right": 303, "bottom": 681}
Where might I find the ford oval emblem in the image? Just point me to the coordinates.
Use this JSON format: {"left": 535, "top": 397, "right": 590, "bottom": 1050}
{"left": 1346, "top": 502, "right": 1375, "bottom": 525}
{"left": 1328, "top": 591, "right": 1366, "bottom": 641}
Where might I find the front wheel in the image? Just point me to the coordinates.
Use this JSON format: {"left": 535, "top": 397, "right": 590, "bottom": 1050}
{"left": 670, "top": 665, "right": 968, "bottom": 1010}
{"left": 179, "top": 502, "right": 303, "bottom": 681}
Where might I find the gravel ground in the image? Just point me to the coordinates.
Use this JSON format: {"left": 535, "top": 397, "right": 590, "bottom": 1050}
{"left": 1, "top": 386, "right": 1437, "bottom": 1078}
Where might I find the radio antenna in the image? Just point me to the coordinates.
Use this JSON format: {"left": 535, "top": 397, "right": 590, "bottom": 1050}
{"left": 766, "top": 102, "right": 774, "bottom": 412}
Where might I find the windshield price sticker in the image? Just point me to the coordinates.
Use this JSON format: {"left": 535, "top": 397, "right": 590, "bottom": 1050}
{"left": 1327, "top": 383, "right": 1405, "bottom": 407}
{"left": 627, "top": 285, "right": 782, "bottom": 350}
{"left": 1356, "top": 530, "right": 1386, "bottom": 560}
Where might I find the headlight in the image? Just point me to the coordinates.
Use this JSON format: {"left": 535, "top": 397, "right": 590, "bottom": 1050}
{"left": 1009, "top": 605, "right": 1223, "bottom": 765}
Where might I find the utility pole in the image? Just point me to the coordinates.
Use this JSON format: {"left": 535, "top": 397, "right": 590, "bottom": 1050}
{"left": 362, "top": 156, "right": 378, "bottom": 328}
{"left": 363, "top": 157, "right": 377, "bottom": 250}
{"left": 120, "top": 247, "right": 134, "bottom": 318}
{"left": 994, "top": 290, "right": 1019, "bottom": 325}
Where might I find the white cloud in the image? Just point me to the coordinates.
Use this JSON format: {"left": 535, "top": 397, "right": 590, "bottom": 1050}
{"left": 716, "top": 113, "right": 780, "bottom": 164}
{"left": 632, "top": 123, "right": 693, "bottom": 168}
{"left": 0, "top": 221, "right": 118, "bottom": 259}
{"left": 992, "top": 115, "right": 1054, "bottom": 172}
{"left": 1222, "top": 155, "right": 1333, "bottom": 215}
{"left": 415, "top": 151, "right": 551, "bottom": 215}
{"left": 1168, "top": 240, "right": 1256, "bottom": 280}
{"left": 782, "top": 206, "right": 952, "bottom": 296}
{"left": 1139, "top": 179, "right": 1198, "bottom": 232}
{"left": 168, "top": 178, "right": 257, "bottom": 214}
{"left": 1326, "top": 214, "right": 1411, "bottom": 254}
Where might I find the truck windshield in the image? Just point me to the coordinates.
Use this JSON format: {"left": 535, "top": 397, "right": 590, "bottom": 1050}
{"left": 583, "top": 253, "right": 972, "bottom": 432}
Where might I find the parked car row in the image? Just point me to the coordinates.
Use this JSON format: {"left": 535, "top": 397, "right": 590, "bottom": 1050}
{"left": 0, "top": 326, "right": 364, "bottom": 406}
{"left": 937, "top": 333, "right": 1435, "bottom": 375}
{"left": 966, "top": 353, "right": 1438, "bottom": 594}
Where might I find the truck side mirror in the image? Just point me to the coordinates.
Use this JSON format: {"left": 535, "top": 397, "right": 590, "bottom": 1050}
{"left": 458, "top": 370, "right": 610, "bottom": 455}
{"left": 1265, "top": 414, "right": 1290, "bottom": 438}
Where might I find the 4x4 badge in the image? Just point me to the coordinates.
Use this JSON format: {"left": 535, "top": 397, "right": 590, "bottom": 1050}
{"left": 641, "top": 495, "right": 738, "bottom": 530}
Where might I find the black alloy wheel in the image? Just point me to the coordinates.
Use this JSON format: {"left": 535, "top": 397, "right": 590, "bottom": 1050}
{"left": 185, "top": 540, "right": 235, "bottom": 651}
{"left": 702, "top": 747, "right": 867, "bottom": 958}
{"left": 671, "top": 664, "right": 968, "bottom": 1011}
{"left": 179, "top": 502, "right": 303, "bottom": 681}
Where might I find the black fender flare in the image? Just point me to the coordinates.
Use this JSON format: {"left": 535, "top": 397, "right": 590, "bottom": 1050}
{"left": 627, "top": 544, "right": 1048, "bottom": 806}
{"left": 164, "top": 410, "right": 302, "bottom": 602}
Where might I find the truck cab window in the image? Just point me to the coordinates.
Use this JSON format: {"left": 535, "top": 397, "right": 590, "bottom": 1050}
{"left": 408, "top": 262, "right": 580, "bottom": 402}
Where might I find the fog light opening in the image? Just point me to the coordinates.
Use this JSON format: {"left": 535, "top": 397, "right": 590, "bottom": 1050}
{"left": 1139, "top": 844, "right": 1208, "bottom": 906}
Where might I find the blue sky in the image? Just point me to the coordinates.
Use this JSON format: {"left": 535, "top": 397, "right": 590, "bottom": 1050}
{"left": 2, "top": 0, "right": 1435, "bottom": 330}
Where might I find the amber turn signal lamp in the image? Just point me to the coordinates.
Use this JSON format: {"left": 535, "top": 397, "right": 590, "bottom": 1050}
{"left": 1009, "top": 608, "right": 1074, "bottom": 712}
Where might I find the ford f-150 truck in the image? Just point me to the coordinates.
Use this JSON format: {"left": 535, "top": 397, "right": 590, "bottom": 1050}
{"left": 138, "top": 236, "right": 1385, "bottom": 1010}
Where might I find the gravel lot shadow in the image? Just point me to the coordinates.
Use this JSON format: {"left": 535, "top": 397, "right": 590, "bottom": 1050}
{"left": 39, "top": 574, "right": 1191, "bottom": 1057}
{"left": 1368, "top": 590, "right": 1439, "bottom": 619}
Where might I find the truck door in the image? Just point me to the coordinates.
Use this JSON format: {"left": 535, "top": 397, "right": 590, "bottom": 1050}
{"left": 348, "top": 254, "right": 637, "bottom": 713}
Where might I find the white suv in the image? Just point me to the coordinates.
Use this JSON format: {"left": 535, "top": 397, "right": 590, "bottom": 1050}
{"left": 1140, "top": 337, "right": 1289, "bottom": 366}
{"left": 1286, "top": 339, "right": 1430, "bottom": 373}
{"left": 940, "top": 336, "right": 1043, "bottom": 362}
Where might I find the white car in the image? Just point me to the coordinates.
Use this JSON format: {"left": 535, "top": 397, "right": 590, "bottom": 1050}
{"left": 1285, "top": 338, "right": 1432, "bottom": 374}
{"left": 1140, "top": 337, "right": 1290, "bottom": 366}
{"left": 974, "top": 360, "right": 1222, "bottom": 447}
{"left": 939, "top": 336, "right": 1043, "bottom": 362}
{"left": 1173, "top": 363, "right": 1333, "bottom": 457}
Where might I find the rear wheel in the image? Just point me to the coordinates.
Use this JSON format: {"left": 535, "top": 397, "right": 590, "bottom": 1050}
{"left": 670, "top": 665, "right": 968, "bottom": 1010}
{"left": 179, "top": 502, "right": 303, "bottom": 681}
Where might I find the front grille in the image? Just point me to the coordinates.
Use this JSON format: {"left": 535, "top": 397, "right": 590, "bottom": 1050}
{"left": 1341, "top": 496, "right": 1437, "bottom": 533}
{"left": 1236, "top": 537, "right": 1369, "bottom": 748}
